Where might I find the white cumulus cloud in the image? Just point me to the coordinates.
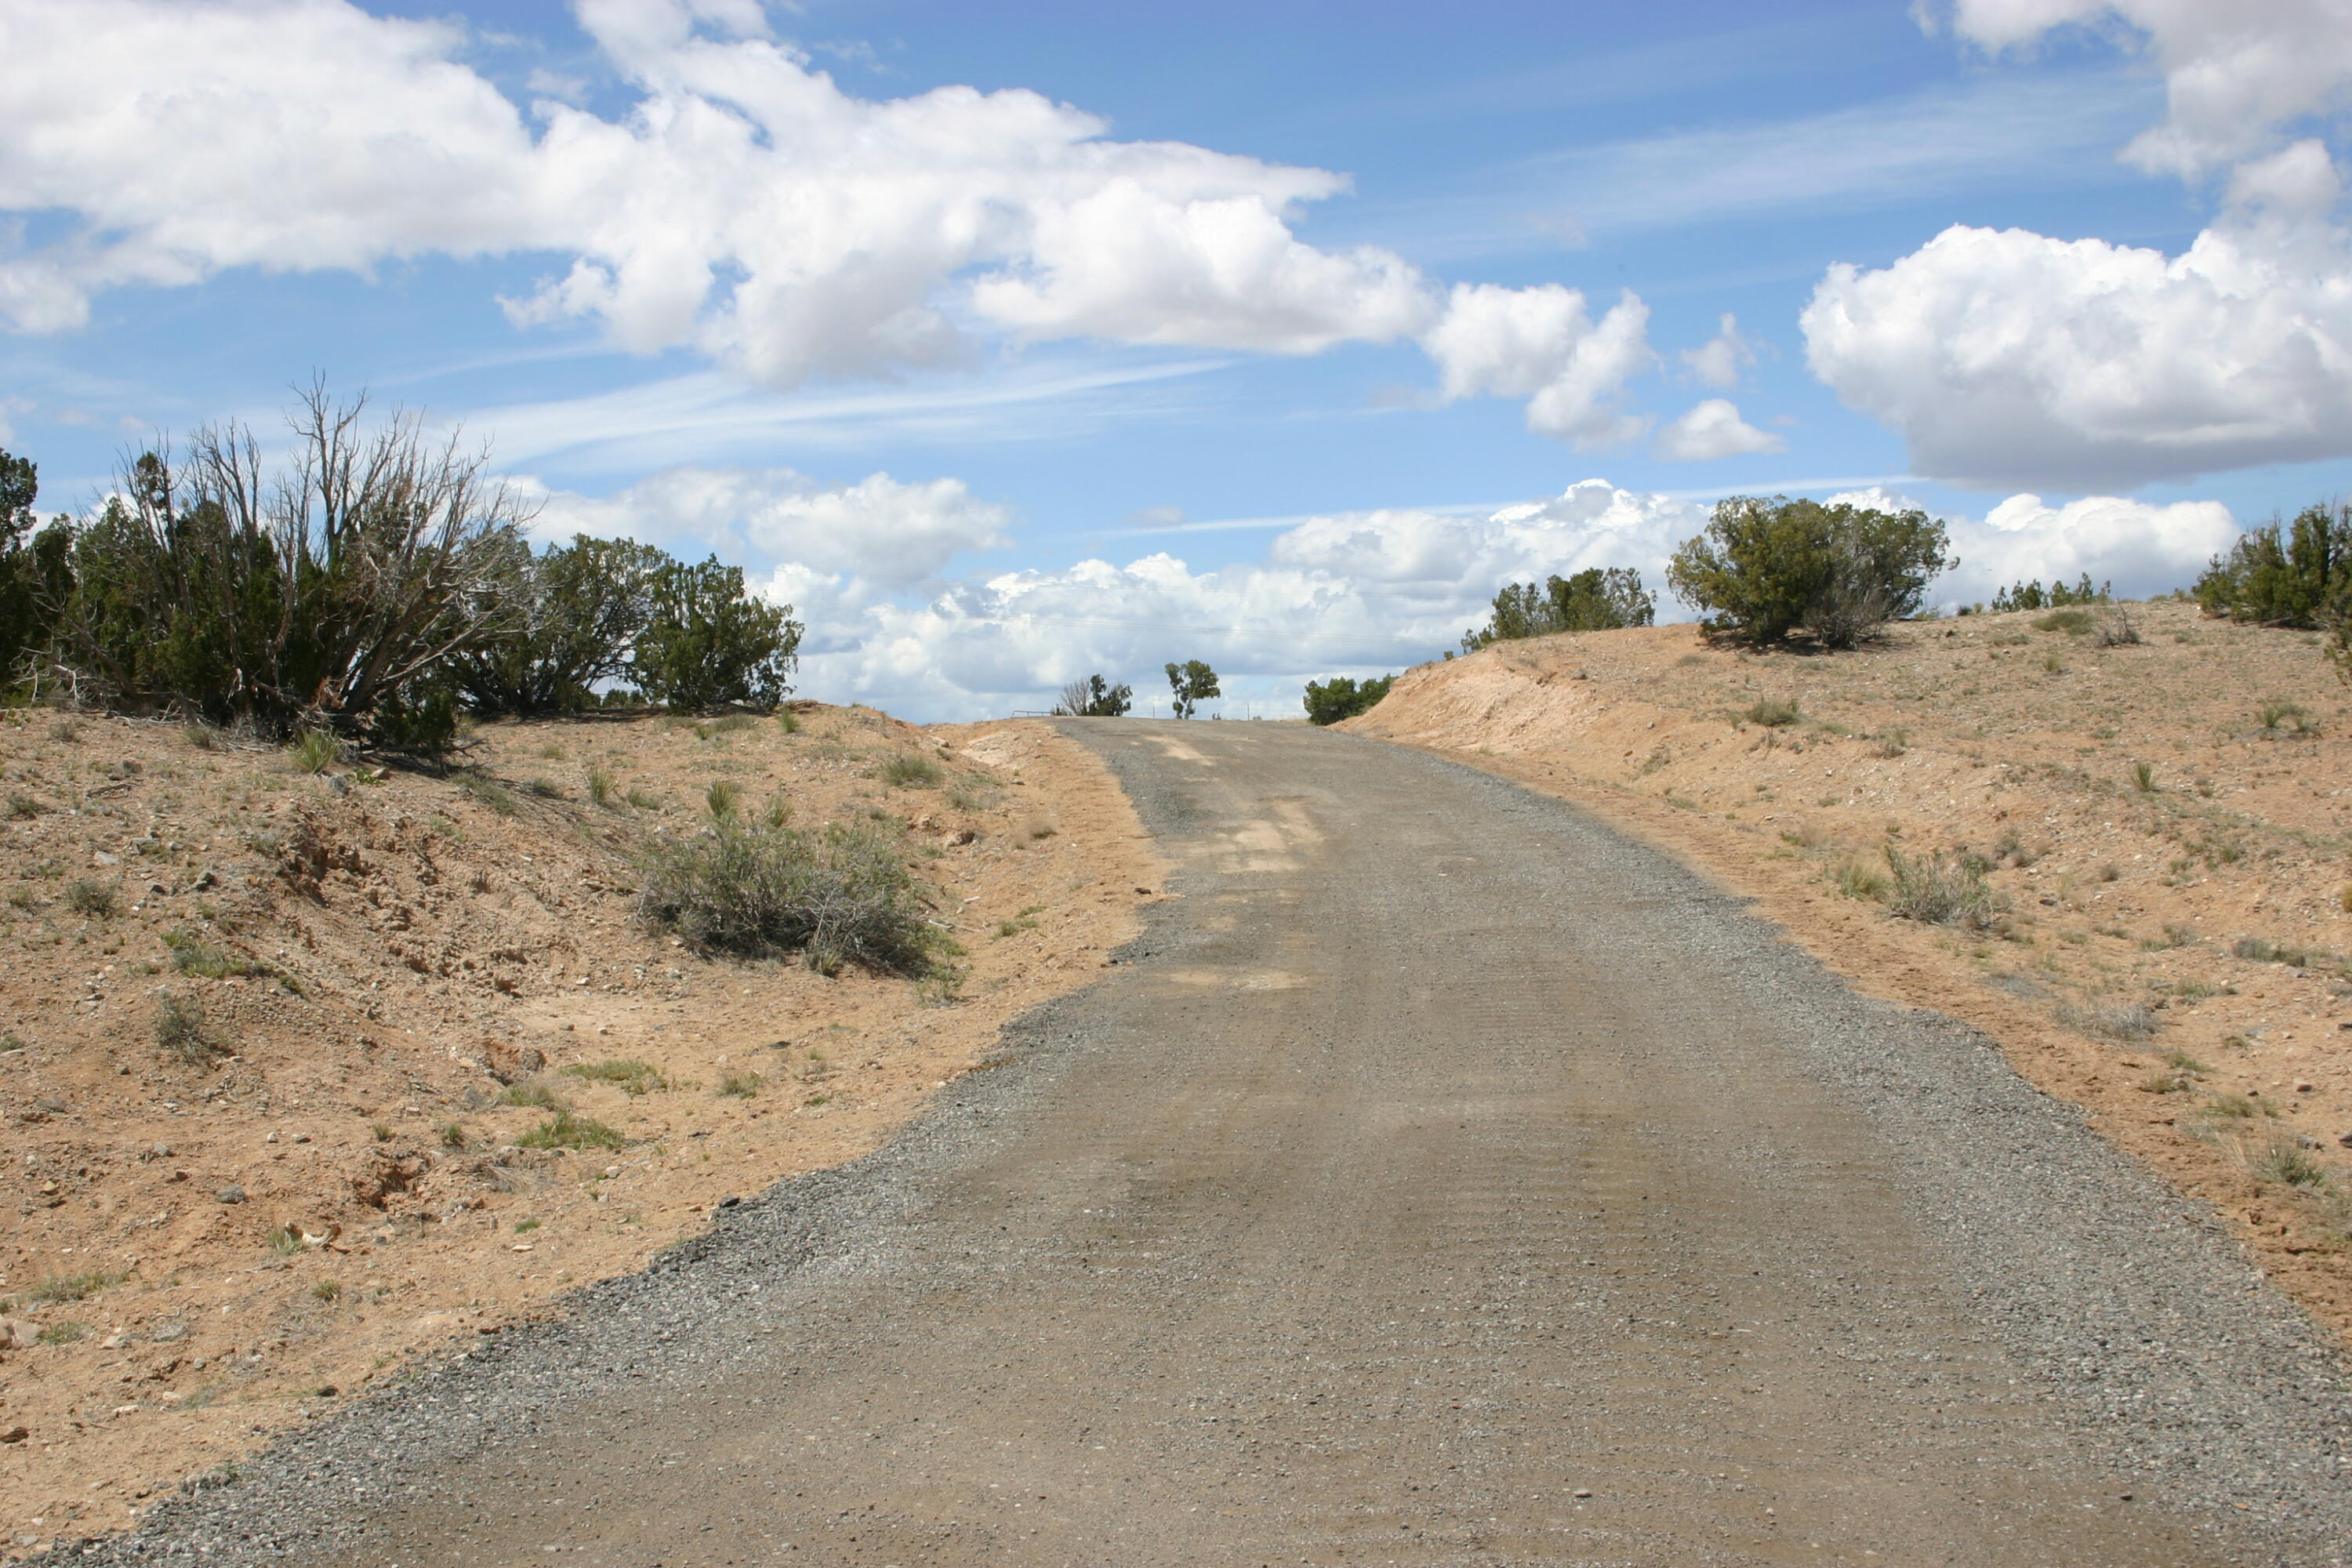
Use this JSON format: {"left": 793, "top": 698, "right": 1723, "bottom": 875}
{"left": 1680, "top": 313, "right": 1758, "bottom": 390}
{"left": 0, "top": 0, "right": 1434, "bottom": 383}
{"left": 1828, "top": 484, "right": 2237, "bottom": 603}
{"left": 514, "top": 464, "right": 2247, "bottom": 717}
{"left": 521, "top": 464, "right": 1014, "bottom": 650}
{"left": 790, "top": 480, "right": 1715, "bottom": 717}
{"left": 1939, "top": 0, "right": 2352, "bottom": 177}
{"left": 1418, "top": 284, "right": 1653, "bottom": 446}
{"left": 0, "top": 0, "right": 1673, "bottom": 444}
{"left": 1656, "top": 398, "right": 1784, "bottom": 461}
{"left": 1809, "top": 2, "right": 2352, "bottom": 489}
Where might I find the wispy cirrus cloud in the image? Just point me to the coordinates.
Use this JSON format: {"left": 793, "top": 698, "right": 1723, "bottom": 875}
{"left": 1346, "top": 70, "right": 2161, "bottom": 263}
{"left": 457, "top": 354, "right": 1236, "bottom": 471}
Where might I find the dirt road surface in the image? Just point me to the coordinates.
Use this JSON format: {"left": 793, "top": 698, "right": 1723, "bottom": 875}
{"left": 79, "top": 722, "right": 2352, "bottom": 1566}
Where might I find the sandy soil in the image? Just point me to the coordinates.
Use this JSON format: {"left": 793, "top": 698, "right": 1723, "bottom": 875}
{"left": 0, "top": 706, "right": 1161, "bottom": 1551}
{"left": 1346, "top": 597, "right": 2352, "bottom": 1339}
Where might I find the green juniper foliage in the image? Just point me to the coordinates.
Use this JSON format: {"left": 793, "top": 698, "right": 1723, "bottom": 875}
{"left": 452, "top": 535, "right": 670, "bottom": 717}
{"left": 1461, "top": 567, "right": 1653, "bottom": 652}
{"left": 630, "top": 555, "right": 802, "bottom": 712}
{"left": 1302, "top": 673, "right": 1395, "bottom": 726}
{"left": 1666, "top": 494, "right": 1953, "bottom": 648}
{"left": 1991, "top": 575, "right": 2110, "bottom": 613}
{"left": 2197, "top": 502, "right": 2352, "bottom": 630}
{"left": 0, "top": 390, "right": 806, "bottom": 733}
{"left": 1053, "top": 673, "right": 1132, "bottom": 717}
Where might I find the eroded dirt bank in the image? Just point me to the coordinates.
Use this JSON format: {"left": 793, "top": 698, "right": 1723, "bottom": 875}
{"left": 0, "top": 709, "right": 1160, "bottom": 1552}
{"left": 1345, "top": 598, "right": 2352, "bottom": 1338}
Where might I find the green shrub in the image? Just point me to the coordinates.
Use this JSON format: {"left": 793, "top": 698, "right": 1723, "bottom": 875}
{"left": 1883, "top": 849, "right": 2003, "bottom": 929}
{"left": 2092, "top": 610, "right": 2142, "bottom": 647}
{"left": 1666, "top": 495, "right": 1952, "bottom": 648}
{"left": 449, "top": 535, "right": 668, "bottom": 717}
{"left": 1834, "top": 859, "right": 1889, "bottom": 901}
{"left": 880, "top": 753, "right": 944, "bottom": 788}
{"left": 1461, "top": 567, "right": 1654, "bottom": 652}
{"left": 154, "top": 992, "right": 220, "bottom": 1064}
{"left": 1053, "top": 674, "right": 1132, "bottom": 717}
{"left": 38, "top": 390, "right": 531, "bottom": 739}
{"left": 1992, "top": 575, "right": 2110, "bottom": 612}
{"left": 2033, "top": 608, "right": 2094, "bottom": 633}
{"left": 164, "top": 928, "right": 269, "bottom": 979}
{"left": 496, "top": 1079, "right": 564, "bottom": 1109}
{"left": 705, "top": 779, "right": 742, "bottom": 820}
{"left": 288, "top": 731, "right": 342, "bottom": 775}
{"left": 1302, "top": 673, "right": 1395, "bottom": 726}
{"left": 28, "top": 1269, "right": 125, "bottom": 1304}
{"left": 2256, "top": 699, "right": 2316, "bottom": 734}
{"left": 561, "top": 1059, "right": 668, "bottom": 1096}
{"left": 1742, "top": 697, "right": 1800, "bottom": 728}
{"left": 63, "top": 878, "right": 117, "bottom": 917}
{"left": 456, "top": 772, "right": 517, "bottom": 815}
{"left": 716, "top": 1070, "right": 763, "bottom": 1098}
{"left": 631, "top": 557, "right": 801, "bottom": 713}
{"left": 2252, "top": 1141, "right": 2329, "bottom": 1190}
{"left": 635, "top": 816, "right": 937, "bottom": 975}
{"left": 2197, "top": 502, "right": 2351, "bottom": 628}
{"left": 2054, "top": 1000, "right": 2158, "bottom": 1042}
{"left": 517, "top": 1111, "right": 626, "bottom": 1151}
{"left": 588, "top": 766, "right": 618, "bottom": 807}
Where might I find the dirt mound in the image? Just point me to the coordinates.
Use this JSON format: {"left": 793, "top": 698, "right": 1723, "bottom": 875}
{"left": 0, "top": 707, "right": 1160, "bottom": 1551}
{"left": 1348, "top": 600, "right": 2352, "bottom": 1336}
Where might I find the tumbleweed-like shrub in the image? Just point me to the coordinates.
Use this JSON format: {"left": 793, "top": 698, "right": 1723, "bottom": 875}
{"left": 634, "top": 817, "right": 935, "bottom": 975}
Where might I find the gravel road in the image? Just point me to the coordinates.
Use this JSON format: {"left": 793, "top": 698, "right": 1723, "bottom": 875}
{"left": 76, "top": 720, "right": 2352, "bottom": 1566}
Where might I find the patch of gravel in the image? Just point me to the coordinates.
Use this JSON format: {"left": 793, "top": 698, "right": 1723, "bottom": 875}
{"left": 1383, "top": 739, "right": 2352, "bottom": 1558}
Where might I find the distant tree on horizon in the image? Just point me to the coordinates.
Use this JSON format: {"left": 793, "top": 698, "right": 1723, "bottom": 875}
{"left": 1054, "top": 673, "right": 1132, "bottom": 717}
{"left": 1461, "top": 567, "right": 1653, "bottom": 653}
{"left": 1165, "top": 659, "right": 1219, "bottom": 719}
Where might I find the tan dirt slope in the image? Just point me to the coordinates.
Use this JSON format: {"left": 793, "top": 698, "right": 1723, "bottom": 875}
{"left": 0, "top": 706, "right": 1161, "bottom": 1553}
{"left": 1346, "top": 597, "right": 2352, "bottom": 1338}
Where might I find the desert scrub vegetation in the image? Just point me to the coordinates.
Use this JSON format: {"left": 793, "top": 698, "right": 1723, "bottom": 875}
{"left": 164, "top": 927, "right": 270, "bottom": 979}
{"left": 287, "top": 730, "right": 342, "bottom": 775}
{"left": 456, "top": 771, "right": 518, "bottom": 815}
{"left": 634, "top": 815, "right": 939, "bottom": 975}
{"left": 1302, "top": 673, "right": 1396, "bottom": 725}
{"left": 1741, "top": 696, "right": 1801, "bottom": 728}
{"left": 27, "top": 1268, "right": 126, "bottom": 1305}
{"left": 154, "top": 993, "right": 221, "bottom": 1064}
{"left": 2195, "top": 499, "right": 2352, "bottom": 684}
{"left": 517, "top": 1111, "right": 626, "bottom": 1152}
{"left": 1882, "top": 848, "right": 2005, "bottom": 930}
{"left": 562, "top": 1058, "right": 669, "bottom": 1096}
{"left": 880, "top": 753, "right": 943, "bottom": 789}
{"left": 1666, "top": 494, "right": 1951, "bottom": 648}
{"left": 495, "top": 1078, "right": 564, "bottom": 1109}
{"left": 62, "top": 877, "right": 117, "bottom": 916}
{"left": 2053, "top": 1000, "right": 2160, "bottom": 1043}
{"left": 1461, "top": 567, "right": 1655, "bottom": 651}
{"left": 1051, "top": 673, "right": 1133, "bottom": 717}
{"left": 0, "top": 400, "right": 804, "bottom": 736}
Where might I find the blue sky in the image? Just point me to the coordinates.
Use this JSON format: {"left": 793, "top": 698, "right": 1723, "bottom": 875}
{"left": 4, "top": 0, "right": 2350, "bottom": 717}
